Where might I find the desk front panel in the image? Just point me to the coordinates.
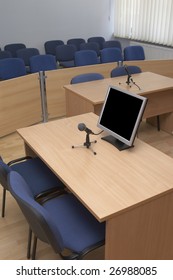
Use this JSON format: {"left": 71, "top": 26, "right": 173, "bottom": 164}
{"left": 106, "top": 190, "right": 173, "bottom": 259}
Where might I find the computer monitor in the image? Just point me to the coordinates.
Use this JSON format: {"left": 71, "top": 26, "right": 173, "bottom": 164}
{"left": 97, "top": 85, "right": 148, "bottom": 151}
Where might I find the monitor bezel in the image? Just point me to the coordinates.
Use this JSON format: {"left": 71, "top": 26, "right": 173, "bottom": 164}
{"left": 97, "top": 85, "right": 148, "bottom": 149}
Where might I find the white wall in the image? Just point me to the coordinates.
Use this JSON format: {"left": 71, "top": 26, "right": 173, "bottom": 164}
{"left": 0, "top": 0, "right": 115, "bottom": 53}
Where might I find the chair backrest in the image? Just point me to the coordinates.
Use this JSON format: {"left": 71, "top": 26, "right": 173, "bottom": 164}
{"left": 87, "top": 36, "right": 105, "bottom": 49}
{"left": 29, "top": 54, "right": 57, "bottom": 73}
{"left": 17, "top": 48, "right": 40, "bottom": 66}
{"left": 103, "top": 40, "right": 122, "bottom": 51}
{"left": 0, "top": 58, "right": 26, "bottom": 80}
{"left": 80, "top": 42, "right": 100, "bottom": 56}
{"left": 74, "top": 50, "right": 98, "bottom": 66}
{"left": 0, "top": 50, "right": 12, "bottom": 60}
{"left": 56, "top": 44, "right": 76, "bottom": 62}
{"left": 124, "top": 45, "right": 145, "bottom": 61}
{"left": 71, "top": 73, "right": 104, "bottom": 84}
{"left": 8, "top": 171, "right": 64, "bottom": 253}
{"left": 100, "top": 47, "right": 123, "bottom": 63}
{"left": 55, "top": 44, "right": 77, "bottom": 67}
{"left": 4, "top": 43, "right": 26, "bottom": 57}
{"left": 44, "top": 40, "right": 64, "bottom": 55}
{"left": 0, "top": 159, "right": 11, "bottom": 190}
{"left": 111, "top": 65, "right": 142, "bottom": 78}
{"left": 67, "top": 38, "right": 85, "bottom": 51}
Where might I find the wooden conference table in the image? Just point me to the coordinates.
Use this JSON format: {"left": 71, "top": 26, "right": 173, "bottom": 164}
{"left": 64, "top": 72, "right": 173, "bottom": 134}
{"left": 17, "top": 112, "right": 173, "bottom": 260}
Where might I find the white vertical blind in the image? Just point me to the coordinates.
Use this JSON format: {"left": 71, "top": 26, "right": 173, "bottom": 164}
{"left": 114, "top": 0, "right": 173, "bottom": 47}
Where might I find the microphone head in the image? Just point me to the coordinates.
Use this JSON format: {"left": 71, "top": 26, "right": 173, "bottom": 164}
{"left": 78, "top": 123, "right": 86, "bottom": 131}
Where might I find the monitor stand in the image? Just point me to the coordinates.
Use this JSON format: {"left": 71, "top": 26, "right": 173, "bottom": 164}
{"left": 101, "top": 135, "right": 134, "bottom": 151}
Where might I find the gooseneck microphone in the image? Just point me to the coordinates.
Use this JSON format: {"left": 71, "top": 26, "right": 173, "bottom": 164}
{"left": 72, "top": 123, "right": 103, "bottom": 155}
{"left": 78, "top": 123, "right": 94, "bottom": 134}
{"left": 124, "top": 65, "right": 132, "bottom": 85}
{"left": 78, "top": 123, "right": 103, "bottom": 135}
{"left": 123, "top": 65, "right": 141, "bottom": 90}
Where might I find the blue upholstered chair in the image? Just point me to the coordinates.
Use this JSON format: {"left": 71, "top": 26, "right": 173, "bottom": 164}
{"left": 87, "top": 36, "right": 105, "bottom": 50}
{"left": 110, "top": 65, "right": 142, "bottom": 78}
{"left": 0, "top": 157, "right": 66, "bottom": 259}
{"left": 103, "top": 40, "right": 122, "bottom": 52}
{"left": 4, "top": 43, "right": 26, "bottom": 57}
{"left": 8, "top": 171, "right": 105, "bottom": 260}
{"left": 80, "top": 42, "right": 100, "bottom": 57}
{"left": 74, "top": 50, "right": 98, "bottom": 66}
{"left": 67, "top": 38, "right": 85, "bottom": 51}
{"left": 55, "top": 44, "right": 76, "bottom": 67}
{"left": 44, "top": 40, "right": 64, "bottom": 55}
{"left": 0, "top": 50, "right": 12, "bottom": 60}
{"left": 124, "top": 45, "right": 145, "bottom": 61}
{"left": 71, "top": 73, "right": 104, "bottom": 84}
{"left": 0, "top": 58, "right": 26, "bottom": 80}
{"left": 100, "top": 48, "right": 123, "bottom": 63}
{"left": 17, "top": 48, "right": 40, "bottom": 72}
{"left": 17, "top": 48, "right": 40, "bottom": 66}
{"left": 30, "top": 54, "right": 57, "bottom": 73}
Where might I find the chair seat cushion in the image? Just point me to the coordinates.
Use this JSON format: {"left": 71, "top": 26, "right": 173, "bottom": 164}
{"left": 43, "top": 193, "right": 105, "bottom": 254}
{"left": 60, "top": 60, "right": 75, "bottom": 67}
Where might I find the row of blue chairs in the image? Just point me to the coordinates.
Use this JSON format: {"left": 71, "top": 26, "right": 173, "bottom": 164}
{"left": 0, "top": 37, "right": 116, "bottom": 57}
{"left": 0, "top": 55, "right": 57, "bottom": 80}
{"left": 70, "top": 65, "right": 142, "bottom": 84}
{"left": 0, "top": 45, "right": 145, "bottom": 80}
{"left": 0, "top": 40, "right": 121, "bottom": 65}
{"left": 45, "top": 38, "right": 122, "bottom": 55}
{"left": 55, "top": 45, "right": 122, "bottom": 67}
{"left": 0, "top": 38, "right": 145, "bottom": 63}
{"left": 56, "top": 44, "right": 145, "bottom": 67}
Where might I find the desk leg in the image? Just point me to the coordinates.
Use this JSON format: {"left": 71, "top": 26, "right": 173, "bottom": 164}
{"left": 147, "top": 112, "right": 173, "bottom": 135}
{"left": 105, "top": 191, "right": 173, "bottom": 259}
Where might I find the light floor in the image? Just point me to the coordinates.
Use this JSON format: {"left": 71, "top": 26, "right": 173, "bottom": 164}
{"left": 0, "top": 121, "right": 173, "bottom": 260}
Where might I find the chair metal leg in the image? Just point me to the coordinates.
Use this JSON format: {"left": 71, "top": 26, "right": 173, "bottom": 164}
{"left": 2, "top": 188, "right": 6, "bottom": 218}
{"left": 31, "top": 235, "right": 37, "bottom": 260}
{"left": 27, "top": 228, "right": 32, "bottom": 259}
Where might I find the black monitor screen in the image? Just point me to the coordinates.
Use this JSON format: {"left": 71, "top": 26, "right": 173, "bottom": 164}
{"left": 97, "top": 86, "right": 147, "bottom": 150}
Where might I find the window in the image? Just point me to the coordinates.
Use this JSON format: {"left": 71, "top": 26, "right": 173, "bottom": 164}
{"left": 114, "top": 0, "right": 173, "bottom": 47}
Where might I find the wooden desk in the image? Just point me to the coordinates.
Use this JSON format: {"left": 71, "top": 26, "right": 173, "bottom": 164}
{"left": 64, "top": 72, "right": 173, "bottom": 134}
{"left": 17, "top": 113, "right": 173, "bottom": 259}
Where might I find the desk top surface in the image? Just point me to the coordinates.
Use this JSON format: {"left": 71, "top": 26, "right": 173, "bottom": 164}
{"left": 18, "top": 113, "right": 173, "bottom": 221}
{"left": 64, "top": 72, "right": 173, "bottom": 104}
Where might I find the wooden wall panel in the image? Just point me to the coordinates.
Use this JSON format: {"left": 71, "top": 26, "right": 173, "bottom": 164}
{"left": 1, "top": 60, "right": 173, "bottom": 137}
{"left": 0, "top": 73, "right": 41, "bottom": 137}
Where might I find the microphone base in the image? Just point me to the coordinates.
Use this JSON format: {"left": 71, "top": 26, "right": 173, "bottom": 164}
{"left": 118, "top": 79, "right": 141, "bottom": 90}
{"left": 72, "top": 140, "right": 97, "bottom": 155}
